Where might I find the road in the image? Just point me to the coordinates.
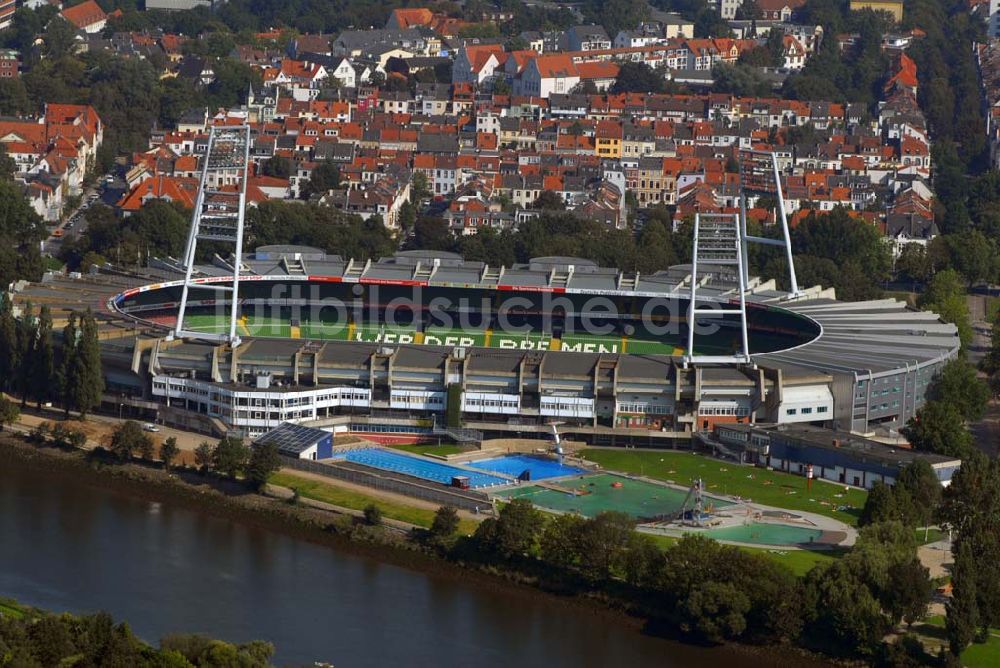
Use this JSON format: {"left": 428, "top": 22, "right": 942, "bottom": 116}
{"left": 41, "top": 175, "right": 113, "bottom": 257}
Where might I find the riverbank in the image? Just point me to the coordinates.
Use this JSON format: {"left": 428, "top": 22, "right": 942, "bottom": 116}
{"left": 0, "top": 595, "right": 275, "bottom": 666}
{"left": 0, "top": 434, "right": 833, "bottom": 667}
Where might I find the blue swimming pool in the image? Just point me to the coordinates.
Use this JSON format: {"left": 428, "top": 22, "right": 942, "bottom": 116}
{"left": 467, "top": 455, "right": 586, "bottom": 481}
{"left": 337, "top": 448, "right": 510, "bottom": 488}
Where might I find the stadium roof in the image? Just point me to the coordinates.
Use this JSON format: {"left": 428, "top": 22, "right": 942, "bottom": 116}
{"left": 112, "top": 253, "right": 961, "bottom": 382}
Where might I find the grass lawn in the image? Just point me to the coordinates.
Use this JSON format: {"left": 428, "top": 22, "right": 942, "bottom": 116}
{"left": 916, "top": 616, "right": 1000, "bottom": 667}
{"left": 270, "top": 471, "right": 479, "bottom": 535}
{"left": 643, "top": 532, "right": 842, "bottom": 576}
{"left": 389, "top": 443, "right": 466, "bottom": 457}
{"left": 962, "top": 636, "right": 1000, "bottom": 668}
{"left": 579, "top": 449, "right": 867, "bottom": 526}
{"left": 42, "top": 256, "right": 64, "bottom": 272}
{"left": 916, "top": 527, "right": 944, "bottom": 545}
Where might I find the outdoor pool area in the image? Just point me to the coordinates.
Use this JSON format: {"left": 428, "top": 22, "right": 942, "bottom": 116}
{"left": 467, "top": 455, "right": 586, "bottom": 481}
{"left": 494, "top": 473, "right": 733, "bottom": 520}
{"left": 335, "top": 448, "right": 510, "bottom": 489}
{"left": 699, "top": 523, "right": 825, "bottom": 546}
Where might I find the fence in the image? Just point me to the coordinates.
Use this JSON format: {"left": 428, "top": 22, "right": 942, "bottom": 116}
{"left": 282, "top": 457, "right": 493, "bottom": 513}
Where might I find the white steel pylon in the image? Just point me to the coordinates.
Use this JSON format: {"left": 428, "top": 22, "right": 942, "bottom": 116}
{"left": 685, "top": 212, "right": 751, "bottom": 366}
{"left": 737, "top": 149, "right": 799, "bottom": 296}
{"left": 173, "top": 125, "right": 252, "bottom": 346}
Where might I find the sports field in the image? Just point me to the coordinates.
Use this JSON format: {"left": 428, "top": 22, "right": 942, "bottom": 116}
{"left": 493, "top": 473, "right": 733, "bottom": 520}
{"left": 175, "top": 312, "right": 763, "bottom": 355}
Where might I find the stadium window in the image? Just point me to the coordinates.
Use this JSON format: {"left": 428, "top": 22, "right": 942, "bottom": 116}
{"left": 818, "top": 406, "right": 828, "bottom": 413}
{"left": 802, "top": 407, "right": 812, "bottom": 414}
{"left": 786, "top": 408, "right": 797, "bottom": 415}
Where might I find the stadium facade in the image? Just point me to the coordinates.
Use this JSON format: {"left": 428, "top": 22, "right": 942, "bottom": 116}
{"left": 99, "top": 247, "right": 960, "bottom": 442}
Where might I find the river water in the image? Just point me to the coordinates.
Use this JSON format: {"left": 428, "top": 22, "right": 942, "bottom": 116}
{"left": 0, "top": 461, "right": 822, "bottom": 667}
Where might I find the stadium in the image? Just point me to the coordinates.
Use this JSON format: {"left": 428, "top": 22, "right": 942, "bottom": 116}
{"left": 99, "top": 246, "right": 959, "bottom": 443}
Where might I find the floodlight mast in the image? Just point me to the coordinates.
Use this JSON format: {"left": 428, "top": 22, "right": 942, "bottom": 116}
{"left": 172, "top": 125, "right": 252, "bottom": 347}
{"left": 684, "top": 212, "right": 751, "bottom": 367}
{"left": 737, "top": 149, "right": 800, "bottom": 297}
{"left": 684, "top": 150, "right": 799, "bottom": 367}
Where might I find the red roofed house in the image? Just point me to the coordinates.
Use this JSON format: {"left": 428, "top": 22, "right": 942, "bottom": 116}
{"left": 885, "top": 52, "right": 918, "bottom": 95}
{"left": 116, "top": 176, "right": 199, "bottom": 216}
{"left": 61, "top": 0, "right": 107, "bottom": 34}
{"left": 783, "top": 35, "right": 807, "bottom": 70}
{"left": 0, "top": 103, "right": 103, "bottom": 219}
{"left": 386, "top": 8, "right": 434, "bottom": 30}
{"left": 386, "top": 7, "right": 470, "bottom": 36}
{"left": 756, "top": 0, "right": 806, "bottom": 21}
{"left": 453, "top": 44, "right": 506, "bottom": 85}
{"left": 514, "top": 54, "right": 619, "bottom": 98}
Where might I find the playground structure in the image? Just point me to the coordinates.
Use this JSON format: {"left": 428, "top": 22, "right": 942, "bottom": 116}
{"left": 676, "top": 477, "right": 708, "bottom": 526}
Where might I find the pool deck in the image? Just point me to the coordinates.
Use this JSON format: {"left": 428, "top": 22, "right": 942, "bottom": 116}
{"left": 638, "top": 503, "right": 856, "bottom": 549}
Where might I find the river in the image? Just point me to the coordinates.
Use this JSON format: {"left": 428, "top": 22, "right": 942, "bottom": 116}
{"left": 0, "top": 460, "right": 823, "bottom": 667}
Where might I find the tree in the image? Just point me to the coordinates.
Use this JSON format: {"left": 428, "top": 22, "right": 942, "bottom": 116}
{"left": 408, "top": 216, "right": 452, "bottom": 251}
{"left": 895, "top": 243, "right": 931, "bottom": 283}
{"left": 948, "top": 229, "right": 998, "bottom": 287}
{"left": 902, "top": 401, "right": 974, "bottom": 458}
{"left": 981, "top": 307, "right": 1000, "bottom": 376}
{"left": 803, "top": 560, "right": 889, "bottom": 657}
{"left": 927, "top": 359, "right": 989, "bottom": 421}
{"left": 787, "top": 207, "right": 892, "bottom": 300}
{"left": 64, "top": 310, "right": 103, "bottom": 419}
{"left": 681, "top": 581, "right": 751, "bottom": 643}
{"left": 611, "top": 62, "right": 665, "bottom": 94}
{"left": 539, "top": 512, "right": 585, "bottom": 568}
{"left": 363, "top": 503, "right": 382, "bottom": 526}
{"left": 0, "top": 395, "right": 19, "bottom": 431}
{"left": 430, "top": 506, "right": 461, "bottom": 540}
{"left": 895, "top": 459, "right": 943, "bottom": 539}
{"left": 712, "top": 62, "right": 773, "bottom": 97}
{"left": 127, "top": 200, "right": 191, "bottom": 260}
{"left": 260, "top": 156, "right": 292, "bottom": 178}
{"left": 246, "top": 442, "right": 281, "bottom": 489}
{"left": 622, "top": 533, "right": 664, "bottom": 589}
{"left": 136, "top": 433, "right": 155, "bottom": 460}
{"left": 60, "top": 313, "right": 79, "bottom": 416}
{"left": 474, "top": 498, "right": 543, "bottom": 559}
{"left": 947, "top": 542, "right": 979, "bottom": 657}
{"left": 885, "top": 558, "right": 932, "bottom": 626}
{"left": 0, "top": 77, "right": 31, "bottom": 117}
{"left": 194, "top": 441, "right": 215, "bottom": 472}
{"left": 212, "top": 436, "right": 249, "bottom": 478}
{"left": 30, "top": 306, "right": 54, "bottom": 408}
{"left": 13, "top": 302, "right": 35, "bottom": 406}
{"left": 532, "top": 190, "right": 565, "bottom": 211}
{"left": 157, "top": 75, "right": 197, "bottom": 128}
{"left": 918, "top": 269, "right": 972, "bottom": 349}
{"left": 303, "top": 160, "right": 341, "bottom": 197}
{"left": 409, "top": 171, "right": 431, "bottom": 204}
{"left": 42, "top": 17, "right": 77, "bottom": 59}
{"left": 160, "top": 436, "right": 180, "bottom": 471}
{"left": 109, "top": 421, "right": 148, "bottom": 462}
{"left": 858, "top": 481, "right": 907, "bottom": 527}
{"left": 0, "top": 296, "right": 17, "bottom": 393}
{"left": 576, "top": 511, "right": 633, "bottom": 580}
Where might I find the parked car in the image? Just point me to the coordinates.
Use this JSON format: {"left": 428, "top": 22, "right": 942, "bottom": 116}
{"left": 142, "top": 423, "right": 160, "bottom": 432}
